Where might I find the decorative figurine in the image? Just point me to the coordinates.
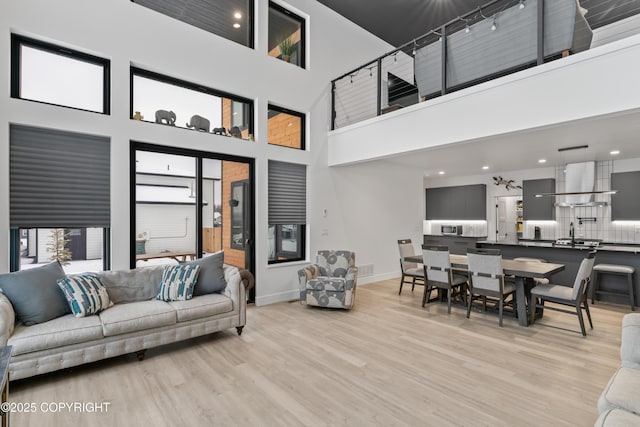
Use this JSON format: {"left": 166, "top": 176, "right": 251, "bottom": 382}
{"left": 186, "top": 115, "right": 210, "bottom": 132}
{"left": 212, "top": 127, "right": 227, "bottom": 136}
{"left": 132, "top": 111, "right": 143, "bottom": 121}
{"left": 229, "top": 126, "right": 242, "bottom": 139}
{"left": 493, "top": 176, "right": 522, "bottom": 190}
{"left": 155, "top": 110, "right": 176, "bottom": 125}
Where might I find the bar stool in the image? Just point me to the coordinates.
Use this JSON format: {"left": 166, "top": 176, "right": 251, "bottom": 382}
{"left": 591, "top": 264, "right": 636, "bottom": 311}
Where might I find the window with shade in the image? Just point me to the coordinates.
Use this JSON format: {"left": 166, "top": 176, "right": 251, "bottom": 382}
{"left": 9, "top": 125, "right": 111, "bottom": 273}
{"left": 268, "top": 104, "right": 305, "bottom": 150}
{"left": 268, "top": 160, "right": 306, "bottom": 263}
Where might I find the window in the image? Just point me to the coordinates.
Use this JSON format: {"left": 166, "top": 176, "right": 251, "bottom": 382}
{"left": 230, "top": 181, "right": 248, "bottom": 250}
{"left": 11, "top": 34, "right": 110, "bottom": 114}
{"left": 268, "top": 104, "right": 305, "bottom": 150}
{"left": 132, "top": 0, "right": 254, "bottom": 48}
{"left": 131, "top": 68, "right": 253, "bottom": 138}
{"left": 268, "top": 160, "right": 306, "bottom": 263}
{"left": 9, "top": 125, "right": 111, "bottom": 272}
{"left": 268, "top": 2, "right": 305, "bottom": 68}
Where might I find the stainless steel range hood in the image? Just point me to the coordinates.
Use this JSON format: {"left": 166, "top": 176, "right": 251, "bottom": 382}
{"left": 534, "top": 161, "right": 617, "bottom": 207}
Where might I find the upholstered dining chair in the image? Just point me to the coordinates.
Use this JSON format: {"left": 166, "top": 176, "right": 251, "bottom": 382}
{"left": 530, "top": 251, "right": 596, "bottom": 336}
{"left": 466, "top": 248, "right": 516, "bottom": 327}
{"left": 298, "top": 250, "right": 358, "bottom": 309}
{"left": 421, "top": 245, "right": 467, "bottom": 314}
{"left": 397, "top": 239, "right": 425, "bottom": 295}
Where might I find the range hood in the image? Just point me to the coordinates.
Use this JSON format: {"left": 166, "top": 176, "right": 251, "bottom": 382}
{"left": 534, "top": 161, "right": 617, "bottom": 207}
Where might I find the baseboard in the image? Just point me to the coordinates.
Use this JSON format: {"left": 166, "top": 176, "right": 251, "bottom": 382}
{"left": 357, "top": 271, "right": 400, "bottom": 285}
{"left": 255, "top": 289, "right": 300, "bottom": 306}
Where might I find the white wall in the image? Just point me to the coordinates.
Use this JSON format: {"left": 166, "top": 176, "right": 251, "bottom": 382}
{"left": 592, "top": 13, "right": 640, "bottom": 48}
{"left": 0, "top": 0, "right": 393, "bottom": 305}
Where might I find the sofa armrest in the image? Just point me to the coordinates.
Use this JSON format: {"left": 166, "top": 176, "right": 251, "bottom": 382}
{"left": 620, "top": 313, "right": 640, "bottom": 368}
{"left": 0, "top": 293, "right": 15, "bottom": 346}
{"left": 223, "top": 264, "right": 246, "bottom": 325}
{"left": 298, "top": 265, "right": 321, "bottom": 302}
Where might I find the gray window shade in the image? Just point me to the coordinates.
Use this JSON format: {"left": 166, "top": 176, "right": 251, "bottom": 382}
{"left": 268, "top": 160, "right": 306, "bottom": 224}
{"left": 10, "top": 124, "right": 110, "bottom": 228}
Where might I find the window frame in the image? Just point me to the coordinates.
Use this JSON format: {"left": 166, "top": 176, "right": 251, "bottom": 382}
{"left": 130, "top": 67, "right": 254, "bottom": 136}
{"left": 270, "top": 224, "right": 305, "bottom": 263}
{"left": 10, "top": 33, "right": 111, "bottom": 114}
{"left": 267, "top": 104, "right": 306, "bottom": 150}
{"left": 268, "top": 1, "right": 306, "bottom": 69}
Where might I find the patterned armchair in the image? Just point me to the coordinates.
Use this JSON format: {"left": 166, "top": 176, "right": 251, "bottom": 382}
{"left": 298, "top": 250, "right": 358, "bottom": 309}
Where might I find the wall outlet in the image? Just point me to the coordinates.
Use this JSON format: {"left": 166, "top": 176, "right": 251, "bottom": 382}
{"left": 321, "top": 229, "right": 329, "bottom": 236}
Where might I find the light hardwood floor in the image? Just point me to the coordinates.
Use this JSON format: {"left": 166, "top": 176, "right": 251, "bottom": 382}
{"left": 8, "top": 279, "right": 628, "bottom": 427}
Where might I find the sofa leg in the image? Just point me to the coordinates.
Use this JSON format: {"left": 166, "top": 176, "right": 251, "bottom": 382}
{"left": 236, "top": 326, "right": 244, "bottom": 336}
{"left": 136, "top": 350, "right": 146, "bottom": 361}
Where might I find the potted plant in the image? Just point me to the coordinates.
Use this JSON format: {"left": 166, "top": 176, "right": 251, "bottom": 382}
{"left": 278, "top": 37, "right": 294, "bottom": 63}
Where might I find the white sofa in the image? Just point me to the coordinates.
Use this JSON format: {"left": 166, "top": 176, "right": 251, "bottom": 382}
{"left": 595, "top": 313, "right": 640, "bottom": 426}
{"left": 0, "top": 262, "right": 246, "bottom": 381}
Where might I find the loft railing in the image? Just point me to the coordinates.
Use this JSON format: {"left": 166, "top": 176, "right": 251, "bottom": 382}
{"left": 330, "top": 0, "right": 592, "bottom": 130}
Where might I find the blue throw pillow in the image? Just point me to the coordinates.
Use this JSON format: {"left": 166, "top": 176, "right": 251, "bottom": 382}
{"left": 57, "top": 273, "right": 113, "bottom": 317}
{"left": 157, "top": 264, "right": 200, "bottom": 301}
{"left": 0, "top": 261, "right": 70, "bottom": 325}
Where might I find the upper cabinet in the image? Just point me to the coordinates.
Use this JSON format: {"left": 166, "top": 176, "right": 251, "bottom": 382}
{"left": 523, "top": 178, "right": 555, "bottom": 220}
{"left": 426, "top": 184, "right": 486, "bottom": 220}
{"left": 611, "top": 171, "right": 640, "bottom": 220}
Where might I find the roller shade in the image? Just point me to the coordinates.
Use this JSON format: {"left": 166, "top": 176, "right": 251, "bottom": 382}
{"left": 268, "top": 160, "right": 306, "bottom": 224}
{"left": 10, "top": 124, "right": 110, "bottom": 228}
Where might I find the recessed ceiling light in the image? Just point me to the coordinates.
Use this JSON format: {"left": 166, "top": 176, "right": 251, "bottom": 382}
{"left": 610, "top": 150, "right": 620, "bottom": 155}
{"left": 234, "top": 12, "right": 242, "bottom": 19}
{"left": 482, "top": 165, "right": 489, "bottom": 170}
{"left": 233, "top": 23, "right": 241, "bottom": 28}
{"left": 438, "top": 171, "right": 445, "bottom": 175}
{"left": 538, "top": 159, "right": 547, "bottom": 164}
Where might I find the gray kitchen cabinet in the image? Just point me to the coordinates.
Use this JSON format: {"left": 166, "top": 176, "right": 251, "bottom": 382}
{"left": 612, "top": 171, "right": 640, "bottom": 220}
{"left": 425, "top": 184, "right": 486, "bottom": 220}
{"left": 523, "top": 178, "right": 555, "bottom": 220}
{"left": 424, "top": 235, "right": 486, "bottom": 255}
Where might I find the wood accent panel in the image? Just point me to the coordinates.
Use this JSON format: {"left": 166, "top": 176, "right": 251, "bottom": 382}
{"left": 8, "top": 279, "right": 626, "bottom": 426}
{"left": 202, "top": 227, "right": 221, "bottom": 253}
{"left": 222, "top": 161, "right": 248, "bottom": 269}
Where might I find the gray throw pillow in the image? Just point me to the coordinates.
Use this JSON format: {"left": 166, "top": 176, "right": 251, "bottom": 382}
{"left": 0, "top": 261, "right": 70, "bottom": 325}
{"left": 189, "top": 251, "right": 227, "bottom": 296}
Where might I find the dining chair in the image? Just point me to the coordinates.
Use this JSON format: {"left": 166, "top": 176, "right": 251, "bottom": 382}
{"left": 466, "top": 248, "right": 516, "bottom": 327}
{"left": 397, "top": 239, "right": 425, "bottom": 295}
{"left": 529, "top": 251, "right": 596, "bottom": 336}
{"left": 421, "top": 245, "right": 467, "bottom": 314}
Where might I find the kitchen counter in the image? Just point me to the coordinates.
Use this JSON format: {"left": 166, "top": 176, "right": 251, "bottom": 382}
{"left": 481, "top": 239, "right": 640, "bottom": 254}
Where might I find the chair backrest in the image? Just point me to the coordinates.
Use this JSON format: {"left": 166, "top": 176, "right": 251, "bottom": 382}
{"left": 316, "top": 250, "right": 355, "bottom": 278}
{"left": 572, "top": 251, "right": 596, "bottom": 300}
{"left": 422, "top": 245, "right": 451, "bottom": 283}
{"left": 398, "top": 239, "right": 417, "bottom": 271}
{"left": 467, "top": 248, "right": 504, "bottom": 292}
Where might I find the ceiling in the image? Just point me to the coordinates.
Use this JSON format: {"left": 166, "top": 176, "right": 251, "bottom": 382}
{"left": 317, "top": 0, "right": 640, "bottom": 47}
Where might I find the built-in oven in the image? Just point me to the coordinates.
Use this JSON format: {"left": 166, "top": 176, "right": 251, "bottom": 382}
{"left": 441, "top": 225, "right": 463, "bottom": 235}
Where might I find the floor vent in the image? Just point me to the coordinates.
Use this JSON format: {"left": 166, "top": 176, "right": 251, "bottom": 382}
{"left": 358, "top": 264, "right": 374, "bottom": 277}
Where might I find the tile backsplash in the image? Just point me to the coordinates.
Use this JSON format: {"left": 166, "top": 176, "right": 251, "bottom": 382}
{"left": 523, "top": 160, "right": 640, "bottom": 243}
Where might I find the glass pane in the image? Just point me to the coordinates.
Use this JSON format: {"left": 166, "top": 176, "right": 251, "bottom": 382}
{"left": 202, "top": 159, "right": 223, "bottom": 255}
{"left": 268, "top": 3, "right": 304, "bottom": 68}
{"left": 231, "top": 182, "right": 245, "bottom": 250}
{"left": 268, "top": 107, "right": 303, "bottom": 149}
{"left": 19, "top": 227, "right": 104, "bottom": 273}
{"left": 135, "top": 151, "right": 197, "bottom": 267}
{"left": 269, "top": 224, "right": 302, "bottom": 262}
{"left": 20, "top": 45, "right": 105, "bottom": 112}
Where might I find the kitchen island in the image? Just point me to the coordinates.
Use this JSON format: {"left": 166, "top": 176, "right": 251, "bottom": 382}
{"left": 478, "top": 240, "right": 640, "bottom": 307}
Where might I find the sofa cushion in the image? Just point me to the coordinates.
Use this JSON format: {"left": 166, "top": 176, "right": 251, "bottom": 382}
{"left": 98, "top": 300, "right": 176, "bottom": 337}
{"left": 57, "top": 273, "right": 113, "bottom": 317}
{"left": 99, "top": 266, "right": 164, "bottom": 304}
{"left": 187, "top": 251, "right": 228, "bottom": 296}
{"left": 594, "top": 409, "right": 640, "bottom": 427}
{"left": 8, "top": 314, "right": 104, "bottom": 356}
{"left": 167, "top": 293, "right": 233, "bottom": 322}
{"left": 306, "top": 277, "right": 346, "bottom": 292}
{"left": 0, "top": 261, "right": 70, "bottom": 325}
{"left": 598, "top": 367, "right": 640, "bottom": 415}
{"left": 157, "top": 264, "right": 200, "bottom": 301}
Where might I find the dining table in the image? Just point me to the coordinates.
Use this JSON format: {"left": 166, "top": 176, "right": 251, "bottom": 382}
{"left": 404, "top": 254, "right": 565, "bottom": 326}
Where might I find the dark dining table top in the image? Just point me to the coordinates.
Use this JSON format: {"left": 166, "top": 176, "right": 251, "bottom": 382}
{"left": 405, "top": 254, "right": 565, "bottom": 279}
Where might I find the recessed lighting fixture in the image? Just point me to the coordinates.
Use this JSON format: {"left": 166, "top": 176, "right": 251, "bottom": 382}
{"left": 438, "top": 171, "right": 445, "bottom": 175}
{"left": 610, "top": 150, "right": 620, "bottom": 155}
{"left": 538, "top": 159, "right": 547, "bottom": 164}
{"left": 482, "top": 165, "right": 489, "bottom": 170}
{"left": 233, "top": 23, "right": 241, "bottom": 29}
{"left": 234, "top": 12, "right": 242, "bottom": 19}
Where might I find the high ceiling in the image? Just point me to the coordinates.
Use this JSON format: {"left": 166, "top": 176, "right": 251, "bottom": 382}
{"left": 317, "top": 0, "right": 640, "bottom": 47}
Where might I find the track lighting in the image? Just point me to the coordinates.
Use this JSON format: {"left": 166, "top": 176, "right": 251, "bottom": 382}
{"left": 369, "top": 67, "right": 372, "bottom": 77}
{"left": 465, "top": 24, "right": 470, "bottom": 33}
{"left": 349, "top": 75, "right": 353, "bottom": 84}
{"left": 519, "top": 0, "right": 525, "bottom": 10}
{"left": 491, "top": 15, "right": 497, "bottom": 31}
{"left": 411, "top": 39, "right": 417, "bottom": 56}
